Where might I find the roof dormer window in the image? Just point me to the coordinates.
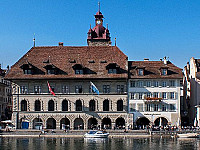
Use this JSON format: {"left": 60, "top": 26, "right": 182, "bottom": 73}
{"left": 106, "top": 63, "right": 119, "bottom": 74}
{"left": 44, "top": 65, "right": 57, "bottom": 75}
{"left": 108, "top": 68, "right": 117, "bottom": 74}
{"left": 73, "top": 64, "right": 84, "bottom": 75}
{"left": 138, "top": 69, "right": 144, "bottom": 76}
{"left": 20, "top": 64, "right": 33, "bottom": 75}
{"left": 161, "top": 68, "right": 167, "bottom": 76}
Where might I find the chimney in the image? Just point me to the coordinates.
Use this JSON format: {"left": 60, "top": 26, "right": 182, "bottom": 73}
{"left": 59, "top": 42, "right": 63, "bottom": 46}
{"left": 163, "top": 56, "right": 167, "bottom": 65}
{"left": 160, "top": 58, "right": 162, "bottom": 61}
{"left": 144, "top": 58, "right": 149, "bottom": 61}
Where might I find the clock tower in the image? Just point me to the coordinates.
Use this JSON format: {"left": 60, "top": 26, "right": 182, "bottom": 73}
{"left": 87, "top": 5, "right": 111, "bottom": 46}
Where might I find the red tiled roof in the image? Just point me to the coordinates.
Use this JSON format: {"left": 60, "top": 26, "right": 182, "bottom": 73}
{"left": 5, "top": 46, "right": 128, "bottom": 80}
{"left": 129, "top": 61, "right": 183, "bottom": 79}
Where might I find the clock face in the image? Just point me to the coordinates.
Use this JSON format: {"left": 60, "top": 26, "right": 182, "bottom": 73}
{"left": 97, "top": 20, "right": 101, "bottom": 25}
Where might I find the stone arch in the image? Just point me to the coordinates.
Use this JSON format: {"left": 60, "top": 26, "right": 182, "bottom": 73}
{"left": 60, "top": 117, "right": 70, "bottom": 130}
{"left": 48, "top": 99, "right": 54, "bottom": 111}
{"left": 75, "top": 99, "right": 82, "bottom": 111}
{"left": 89, "top": 99, "right": 96, "bottom": 111}
{"left": 46, "top": 118, "right": 56, "bottom": 129}
{"left": 21, "top": 99, "right": 27, "bottom": 111}
{"left": 62, "top": 99, "right": 68, "bottom": 111}
{"left": 33, "top": 118, "right": 43, "bottom": 129}
{"left": 136, "top": 117, "right": 150, "bottom": 129}
{"left": 115, "top": 117, "right": 125, "bottom": 129}
{"left": 74, "top": 118, "right": 84, "bottom": 130}
{"left": 88, "top": 118, "right": 98, "bottom": 129}
{"left": 102, "top": 117, "right": 111, "bottom": 129}
{"left": 117, "top": 99, "right": 123, "bottom": 111}
{"left": 154, "top": 117, "right": 168, "bottom": 126}
{"left": 35, "top": 100, "right": 41, "bottom": 111}
{"left": 103, "top": 99, "right": 109, "bottom": 111}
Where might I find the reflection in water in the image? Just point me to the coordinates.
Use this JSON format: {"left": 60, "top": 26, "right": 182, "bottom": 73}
{"left": 0, "top": 137, "right": 200, "bottom": 150}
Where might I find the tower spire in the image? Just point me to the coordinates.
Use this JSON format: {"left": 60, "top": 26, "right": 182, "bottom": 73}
{"left": 98, "top": 2, "right": 100, "bottom": 12}
{"left": 33, "top": 33, "right": 36, "bottom": 47}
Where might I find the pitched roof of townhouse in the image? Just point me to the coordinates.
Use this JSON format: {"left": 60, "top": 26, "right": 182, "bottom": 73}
{"left": 128, "top": 60, "right": 183, "bottom": 79}
{"left": 5, "top": 46, "right": 128, "bottom": 80}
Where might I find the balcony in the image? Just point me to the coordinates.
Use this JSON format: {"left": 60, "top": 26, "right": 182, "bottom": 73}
{"left": 144, "top": 97, "right": 163, "bottom": 103}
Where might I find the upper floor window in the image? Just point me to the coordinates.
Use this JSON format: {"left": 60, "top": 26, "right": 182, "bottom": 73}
{"left": 103, "top": 85, "right": 110, "bottom": 93}
{"left": 170, "top": 92, "right": 175, "bottom": 99}
{"left": 146, "top": 81, "right": 151, "bottom": 87}
{"left": 34, "top": 86, "right": 41, "bottom": 94}
{"left": 24, "top": 69, "right": 32, "bottom": 74}
{"left": 129, "top": 103, "right": 136, "bottom": 112}
{"left": 147, "top": 92, "right": 151, "bottom": 98}
{"left": 162, "top": 81, "right": 167, "bottom": 87}
{"left": 162, "top": 92, "right": 167, "bottom": 99}
{"left": 20, "top": 64, "right": 33, "bottom": 75}
{"left": 20, "top": 86, "right": 28, "bottom": 94}
{"left": 130, "top": 81, "right": 135, "bottom": 87}
{"left": 117, "top": 85, "right": 124, "bottom": 93}
{"left": 153, "top": 92, "right": 159, "bottom": 98}
{"left": 170, "top": 80, "right": 175, "bottom": 87}
{"left": 62, "top": 85, "right": 69, "bottom": 94}
{"left": 75, "top": 85, "right": 82, "bottom": 93}
{"left": 138, "top": 81, "right": 143, "bottom": 87}
{"left": 154, "top": 81, "right": 159, "bottom": 87}
{"left": 139, "top": 93, "right": 143, "bottom": 99}
{"left": 47, "top": 69, "right": 55, "bottom": 75}
{"left": 169, "top": 104, "right": 176, "bottom": 111}
{"left": 21, "top": 100, "right": 27, "bottom": 111}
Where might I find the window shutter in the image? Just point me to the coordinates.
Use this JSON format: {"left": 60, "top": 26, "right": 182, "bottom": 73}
{"left": 175, "top": 92, "right": 178, "bottom": 99}
{"left": 159, "top": 92, "right": 162, "bottom": 98}
{"left": 167, "top": 92, "right": 170, "bottom": 99}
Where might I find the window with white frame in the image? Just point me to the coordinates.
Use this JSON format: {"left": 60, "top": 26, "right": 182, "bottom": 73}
{"left": 130, "top": 93, "right": 135, "bottom": 99}
{"left": 153, "top": 92, "right": 159, "bottom": 98}
{"left": 20, "top": 86, "right": 28, "bottom": 94}
{"left": 147, "top": 92, "right": 151, "bottom": 98}
{"left": 162, "top": 81, "right": 167, "bottom": 87}
{"left": 62, "top": 85, "right": 69, "bottom": 94}
{"left": 154, "top": 104, "right": 158, "bottom": 111}
{"left": 147, "top": 81, "right": 151, "bottom": 87}
{"left": 170, "top": 92, "right": 175, "bottom": 99}
{"left": 162, "top": 92, "right": 167, "bottom": 99}
{"left": 139, "top": 93, "right": 143, "bottom": 99}
{"left": 138, "top": 81, "right": 143, "bottom": 87}
{"left": 34, "top": 86, "right": 41, "bottom": 94}
{"left": 154, "top": 81, "right": 159, "bottom": 87}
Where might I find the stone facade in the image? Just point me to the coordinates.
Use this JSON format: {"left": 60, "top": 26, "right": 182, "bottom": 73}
{"left": 11, "top": 80, "right": 133, "bottom": 129}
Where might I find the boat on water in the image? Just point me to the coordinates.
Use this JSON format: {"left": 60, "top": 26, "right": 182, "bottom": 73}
{"left": 177, "top": 133, "right": 199, "bottom": 138}
{"left": 84, "top": 130, "right": 109, "bottom": 138}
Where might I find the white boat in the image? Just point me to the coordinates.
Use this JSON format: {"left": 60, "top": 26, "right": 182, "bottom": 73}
{"left": 177, "top": 133, "right": 199, "bottom": 138}
{"left": 84, "top": 130, "right": 109, "bottom": 138}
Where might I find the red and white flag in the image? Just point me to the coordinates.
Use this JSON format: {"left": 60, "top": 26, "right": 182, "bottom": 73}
{"left": 47, "top": 81, "right": 56, "bottom": 96}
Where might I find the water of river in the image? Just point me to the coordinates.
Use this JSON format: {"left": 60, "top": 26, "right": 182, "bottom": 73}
{"left": 0, "top": 137, "right": 199, "bottom": 150}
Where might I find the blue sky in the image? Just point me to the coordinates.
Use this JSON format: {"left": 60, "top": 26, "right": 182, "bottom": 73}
{"left": 0, "top": 0, "right": 200, "bottom": 69}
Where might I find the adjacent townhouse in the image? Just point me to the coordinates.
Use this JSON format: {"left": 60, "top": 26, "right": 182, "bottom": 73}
{"left": 128, "top": 58, "right": 183, "bottom": 127}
